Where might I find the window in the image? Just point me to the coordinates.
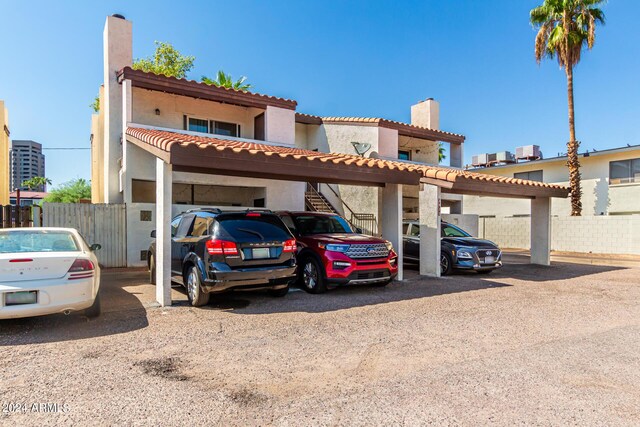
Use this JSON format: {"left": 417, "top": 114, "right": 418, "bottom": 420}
{"left": 189, "top": 214, "right": 214, "bottom": 237}
{"left": 0, "top": 230, "right": 79, "bottom": 253}
{"left": 214, "top": 121, "right": 239, "bottom": 137}
{"left": 188, "top": 117, "right": 209, "bottom": 133}
{"left": 176, "top": 214, "right": 195, "bottom": 238}
{"left": 514, "top": 170, "right": 543, "bottom": 182}
{"left": 293, "top": 215, "right": 353, "bottom": 235}
{"left": 170, "top": 217, "right": 181, "bottom": 237}
{"left": 187, "top": 117, "right": 240, "bottom": 137}
{"left": 610, "top": 158, "right": 640, "bottom": 184}
{"left": 441, "top": 224, "right": 471, "bottom": 238}
{"left": 217, "top": 215, "right": 291, "bottom": 241}
{"left": 408, "top": 224, "right": 419, "bottom": 237}
{"left": 398, "top": 150, "right": 411, "bottom": 161}
{"left": 279, "top": 214, "right": 297, "bottom": 233}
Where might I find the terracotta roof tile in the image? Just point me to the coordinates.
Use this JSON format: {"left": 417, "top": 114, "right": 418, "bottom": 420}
{"left": 126, "top": 127, "right": 568, "bottom": 195}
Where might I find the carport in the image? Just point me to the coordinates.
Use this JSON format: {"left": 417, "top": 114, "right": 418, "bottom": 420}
{"left": 125, "top": 126, "right": 569, "bottom": 306}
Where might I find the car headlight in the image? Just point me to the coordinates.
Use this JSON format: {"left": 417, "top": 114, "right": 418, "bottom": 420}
{"left": 457, "top": 249, "right": 473, "bottom": 259}
{"left": 319, "top": 243, "right": 350, "bottom": 252}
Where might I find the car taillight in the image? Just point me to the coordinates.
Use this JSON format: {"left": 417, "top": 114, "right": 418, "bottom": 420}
{"left": 67, "top": 259, "right": 95, "bottom": 280}
{"left": 206, "top": 239, "right": 239, "bottom": 255}
{"left": 283, "top": 239, "right": 296, "bottom": 253}
{"left": 246, "top": 212, "right": 261, "bottom": 217}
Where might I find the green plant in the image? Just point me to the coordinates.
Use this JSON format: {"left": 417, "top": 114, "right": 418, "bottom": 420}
{"left": 90, "top": 95, "right": 100, "bottom": 113}
{"left": 201, "top": 70, "right": 252, "bottom": 91}
{"left": 438, "top": 143, "right": 446, "bottom": 163}
{"left": 44, "top": 178, "right": 92, "bottom": 203}
{"left": 132, "top": 41, "right": 195, "bottom": 79}
{"left": 21, "top": 176, "right": 52, "bottom": 191}
{"left": 530, "top": 0, "right": 605, "bottom": 216}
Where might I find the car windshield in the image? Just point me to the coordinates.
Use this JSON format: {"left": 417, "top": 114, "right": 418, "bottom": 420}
{"left": 294, "top": 215, "right": 353, "bottom": 235}
{"left": 0, "top": 230, "right": 80, "bottom": 253}
{"left": 441, "top": 224, "right": 471, "bottom": 238}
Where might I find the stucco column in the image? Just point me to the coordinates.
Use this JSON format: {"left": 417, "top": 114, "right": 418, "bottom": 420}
{"left": 450, "top": 143, "right": 463, "bottom": 169}
{"left": 530, "top": 197, "right": 551, "bottom": 265}
{"left": 121, "top": 79, "right": 132, "bottom": 205}
{"left": 381, "top": 183, "right": 403, "bottom": 281}
{"left": 155, "top": 158, "right": 172, "bottom": 307}
{"left": 419, "top": 183, "right": 441, "bottom": 277}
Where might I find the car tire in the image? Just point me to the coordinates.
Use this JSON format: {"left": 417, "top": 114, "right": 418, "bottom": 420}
{"left": 300, "top": 257, "right": 327, "bottom": 294}
{"left": 185, "top": 266, "right": 210, "bottom": 307}
{"left": 440, "top": 252, "right": 453, "bottom": 276}
{"left": 85, "top": 291, "right": 101, "bottom": 318}
{"left": 149, "top": 254, "right": 156, "bottom": 285}
{"left": 268, "top": 286, "right": 289, "bottom": 297}
{"left": 477, "top": 269, "right": 493, "bottom": 275}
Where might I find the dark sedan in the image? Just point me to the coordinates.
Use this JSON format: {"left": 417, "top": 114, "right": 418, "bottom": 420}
{"left": 403, "top": 221, "right": 502, "bottom": 275}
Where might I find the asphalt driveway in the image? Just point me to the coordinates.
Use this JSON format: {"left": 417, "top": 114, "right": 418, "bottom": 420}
{"left": 1, "top": 254, "right": 639, "bottom": 426}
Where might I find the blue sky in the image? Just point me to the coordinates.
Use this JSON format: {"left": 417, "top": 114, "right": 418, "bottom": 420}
{"left": 0, "top": 0, "right": 638, "bottom": 188}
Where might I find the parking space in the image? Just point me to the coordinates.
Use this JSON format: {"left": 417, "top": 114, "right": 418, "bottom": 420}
{"left": 1, "top": 260, "right": 639, "bottom": 425}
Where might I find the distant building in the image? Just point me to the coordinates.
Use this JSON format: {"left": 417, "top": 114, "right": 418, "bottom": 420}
{"left": 9, "top": 190, "right": 47, "bottom": 206}
{"left": 10, "top": 140, "right": 46, "bottom": 191}
{"left": 0, "top": 100, "right": 9, "bottom": 205}
{"left": 464, "top": 144, "right": 640, "bottom": 217}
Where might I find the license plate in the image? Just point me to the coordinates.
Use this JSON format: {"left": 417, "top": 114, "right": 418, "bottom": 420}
{"left": 252, "top": 248, "right": 271, "bottom": 259}
{"left": 5, "top": 291, "right": 38, "bottom": 306}
{"left": 484, "top": 256, "right": 495, "bottom": 264}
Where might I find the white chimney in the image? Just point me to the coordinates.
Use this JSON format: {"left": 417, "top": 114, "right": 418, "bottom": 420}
{"left": 103, "top": 14, "right": 132, "bottom": 203}
{"left": 411, "top": 98, "right": 439, "bottom": 130}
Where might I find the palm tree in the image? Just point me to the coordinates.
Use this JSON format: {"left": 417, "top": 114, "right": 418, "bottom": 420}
{"left": 438, "top": 143, "right": 446, "bottom": 163}
{"left": 201, "top": 70, "right": 252, "bottom": 91}
{"left": 21, "top": 176, "right": 52, "bottom": 191}
{"left": 530, "top": 0, "right": 605, "bottom": 216}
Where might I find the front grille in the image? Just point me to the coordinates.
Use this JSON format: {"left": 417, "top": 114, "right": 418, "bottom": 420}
{"left": 477, "top": 249, "right": 500, "bottom": 259}
{"left": 345, "top": 243, "right": 389, "bottom": 259}
{"left": 355, "top": 271, "right": 387, "bottom": 280}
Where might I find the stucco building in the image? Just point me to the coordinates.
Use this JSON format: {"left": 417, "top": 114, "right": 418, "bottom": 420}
{"left": 90, "top": 15, "right": 466, "bottom": 267}
{"left": 0, "top": 100, "right": 9, "bottom": 205}
{"left": 464, "top": 144, "right": 640, "bottom": 218}
{"left": 9, "top": 140, "right": 46, "bottom": 191}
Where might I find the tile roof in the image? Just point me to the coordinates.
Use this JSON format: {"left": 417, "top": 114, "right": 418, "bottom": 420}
{"left": 126, "top": 127, "right": 568, "bottom": 198}
{"left": 118, "top": 67, "right": 297, "bottom": 110}
{"left": 295, "top": 113, "right": 465, "bottom": 144}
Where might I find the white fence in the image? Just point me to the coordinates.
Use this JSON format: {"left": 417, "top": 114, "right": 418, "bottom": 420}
{"left": 479, "top": 215, "right": 640, "bottom": 255}
{"left": 43, "top": 203, "right": 127, "bottom": 267}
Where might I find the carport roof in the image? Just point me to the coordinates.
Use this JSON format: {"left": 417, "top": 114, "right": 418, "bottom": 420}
{"left": 126, "top": 127, "right": 569, "bottom": 199}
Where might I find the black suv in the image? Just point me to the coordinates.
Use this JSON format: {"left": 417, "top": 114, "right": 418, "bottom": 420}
{"left": 148, "top": 209, "right": 297, "bottom": 306}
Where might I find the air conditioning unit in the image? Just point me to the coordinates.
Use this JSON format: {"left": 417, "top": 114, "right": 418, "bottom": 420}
{"left": 487, "top": 153, "right": 497, "bottom": 163}
{"left": 516, "top": 145, "right": 542, "bottom": 160}
{"left": 471, "top": 153, "right": 489, "bottom": 167}
{"left": 495, "top": 151, "right": 515, "bottom": 163}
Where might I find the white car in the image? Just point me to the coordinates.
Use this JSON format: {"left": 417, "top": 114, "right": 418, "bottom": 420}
{"left": 0, "top": 227, "right": 101, "bottom": 320}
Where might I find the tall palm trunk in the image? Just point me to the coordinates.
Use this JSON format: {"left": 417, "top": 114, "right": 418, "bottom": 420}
{"left": 565, "top": 63, "right": 582, "bottom": 216}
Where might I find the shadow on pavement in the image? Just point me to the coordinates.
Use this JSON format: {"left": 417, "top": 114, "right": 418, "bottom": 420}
{"left": 0, "top": 269, "right": 149, "bottom": 346}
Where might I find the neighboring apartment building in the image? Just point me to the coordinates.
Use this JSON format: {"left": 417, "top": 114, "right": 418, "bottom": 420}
{"left": 10, "top": 140, "right": 46, "bottom": 191}
{"left": 91, "top": 15, "right": 466, "bottom": 266}
{"left": 464, "top": 144, "right": 640, "bottom": 217}
{"left": 0, "top": 100, "right": 9, "bottom": 205}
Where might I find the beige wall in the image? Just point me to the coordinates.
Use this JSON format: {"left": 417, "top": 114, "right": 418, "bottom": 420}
{"left": 464, "top": 148, "right": 640, "bottom": 217}
{"left": 131, "top": 88, "right": 264, "bottom": 139}
{"left": 0, "top": 101, "right": 9, "bottom": 205}
{"left": 91, "top": 86, "right": 105, "bottom": 203}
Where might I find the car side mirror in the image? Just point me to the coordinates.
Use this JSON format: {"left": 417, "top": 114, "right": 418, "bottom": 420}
{"left": 150, "top": 230, "right": 156, "bottom": 238}
{"left": 90, "top": 243, "right": 102, "bottom": 251}
{"left": 355, "top": 227, "right": 363, "bottom": 234}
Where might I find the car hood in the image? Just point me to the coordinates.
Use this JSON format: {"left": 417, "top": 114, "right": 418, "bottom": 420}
{"left": 442, "top": 237, "right": 499, "bottom": 248}
{"left": 306, "top": 233, "right": 387, "bottom": 244}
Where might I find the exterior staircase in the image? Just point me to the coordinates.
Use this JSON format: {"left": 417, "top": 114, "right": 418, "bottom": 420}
{"left": 305, "top": 184, "right": 338, "bottom": 214}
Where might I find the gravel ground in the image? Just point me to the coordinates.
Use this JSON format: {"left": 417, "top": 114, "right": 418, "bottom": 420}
{"left": 1, "top": 254, "right": 639, "bottom": 426}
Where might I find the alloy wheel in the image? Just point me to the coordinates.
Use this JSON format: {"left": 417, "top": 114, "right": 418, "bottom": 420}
{"left": 303, "top": 262, "right": 318, "bottom": 289}
{"left": 440, "top": 254, "right": 449, "bottom": 274}
{"left": 187, "top": 269, "right": 198, "bottom": 301}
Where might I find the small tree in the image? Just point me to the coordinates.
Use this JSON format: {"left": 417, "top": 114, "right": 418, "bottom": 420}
{"left": 21, "top": 176, "right": 52, "bottom": 191}
{"left": 90, "top": 95, "right": 100, "bottom": 113}
{"left": 202, "top": 70, "right": 252, "bottom": 91}
{"left": 438, "top": 143, "right": 446, "bottom": 163}
{"left": 132, "top": 41, "right": 195, "bottom": 79}
{"left": 44, "top": 179, "right": 92, "bottom": 203}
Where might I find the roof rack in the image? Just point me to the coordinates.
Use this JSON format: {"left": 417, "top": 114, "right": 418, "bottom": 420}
{"left": 185, "top": 208, "right": 222, "bottom": 214}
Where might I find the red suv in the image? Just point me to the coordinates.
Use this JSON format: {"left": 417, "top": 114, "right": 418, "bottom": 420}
{"left": 277, "top": 211, "right": 398, "bottom": 293}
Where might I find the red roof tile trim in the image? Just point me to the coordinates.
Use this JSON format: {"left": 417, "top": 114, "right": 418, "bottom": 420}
{"left": 295, "top": 113, "right": 465, "bottom": 144}
{"left": 126, "top": 127, "right": 568, "bottom": 195}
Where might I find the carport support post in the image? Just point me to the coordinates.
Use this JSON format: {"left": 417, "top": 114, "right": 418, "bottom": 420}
{"left": 530, "top": 197, "right": 551, "bottom": 266}
{"left": 155, "top": 158, "right": 172, "bottom": 307}
{"left": 381, "top": 183, "right": 403, "bottom": 281}
{"left": 419, "top": 183, "right": 441, "bottom": 277}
